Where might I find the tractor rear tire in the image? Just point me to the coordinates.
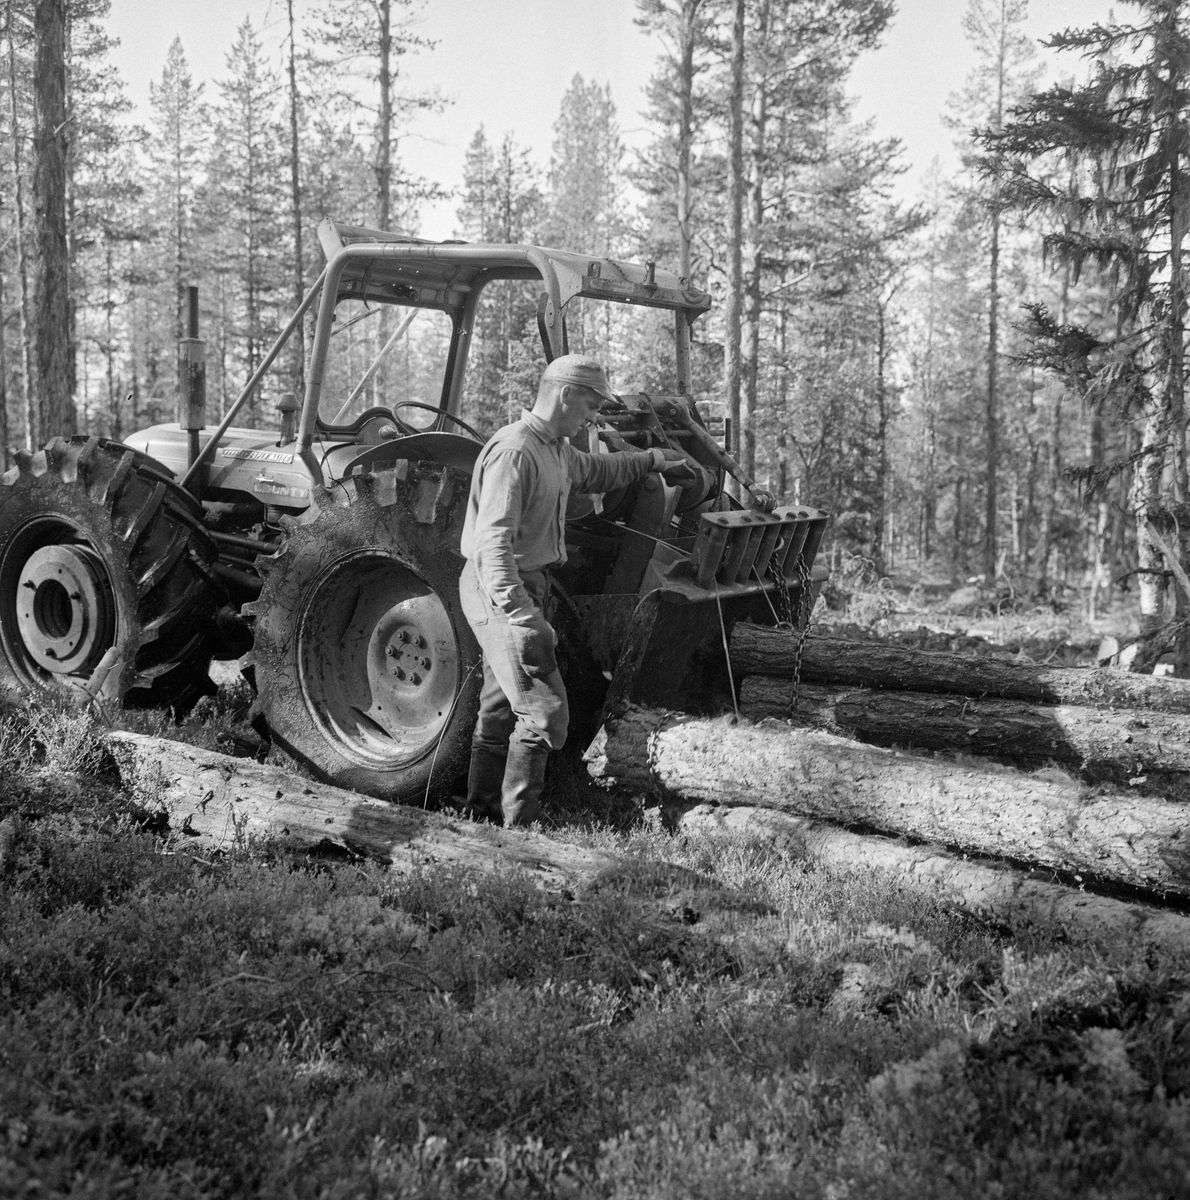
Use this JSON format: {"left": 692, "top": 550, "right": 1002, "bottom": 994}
{"left": 0, "top": 436, "right": 224, "bottom": 708}
{"left": 246, "top": 472, "right": 482, "bottom": 804}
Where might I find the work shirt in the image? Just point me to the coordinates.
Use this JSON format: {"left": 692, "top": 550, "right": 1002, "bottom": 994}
{"left": 461, "top": 409, "right": 657, "bottom": 622}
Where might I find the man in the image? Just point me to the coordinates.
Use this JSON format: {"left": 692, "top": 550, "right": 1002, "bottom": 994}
{"left": 459, "top": 354, "right": 695, "bottom": 826}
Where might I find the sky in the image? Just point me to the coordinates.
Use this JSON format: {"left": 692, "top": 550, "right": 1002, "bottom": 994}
{"left": 103, "top": 0, "right": 1119, "bottom": 241}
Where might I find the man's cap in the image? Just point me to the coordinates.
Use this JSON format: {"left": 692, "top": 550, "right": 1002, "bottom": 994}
{"left": 541, "top": 354, "right": 616, "bottom": 404}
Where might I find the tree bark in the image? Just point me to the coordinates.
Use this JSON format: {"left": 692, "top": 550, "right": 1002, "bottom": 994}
{"left": 678, "top": 804, "right": 1190, "bottom": 953}
{"left": 740, "top": 0, "right": 768, "bottom": 482}
{"left": 739, "top": 678, "right": 1190, "bottom": 787}
{"left": 585, "top": 705, "right": 1190, "bottom": 899}
{"left": 675, "top": 0, "right": 702, "bottom": 282}
{"left": 31, "top": 0, "right": 72, "bottom": 441}
{"left": 722, "top": 0, "right": 744, "bottom": 498}
{"left": 982, "top": 0, "right": 1008, "bottom": 583}
{"left": 286, "top": 0, "right": 306, "bottom": 402}
{"left": 105, "top": 732, "right": 621, "bottom": 891}
{"left": 730, "top": 625, "right": 1190, "bottom": 714}
{"left": 6, "top": 0, "right": 36, "bottom": 448}
{"left": 872, "top": 297, "right": 891, "bottom": 575}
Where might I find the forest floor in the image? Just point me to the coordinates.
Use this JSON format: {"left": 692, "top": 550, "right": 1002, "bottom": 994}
{"left": 3, "top": 582, "right": 1190, "bottom": 1198}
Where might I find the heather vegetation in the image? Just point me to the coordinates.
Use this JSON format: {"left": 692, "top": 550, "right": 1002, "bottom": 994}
{"left": 2, "top": 696, "right": 1190, "bottom": 1197}
{"left": 5, "top": 1, "right": 1190, "bottom": 1195}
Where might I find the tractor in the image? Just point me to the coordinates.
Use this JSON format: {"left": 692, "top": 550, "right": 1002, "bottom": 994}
{"left": 0, "top": 220, "right": 827, "bottom": 802}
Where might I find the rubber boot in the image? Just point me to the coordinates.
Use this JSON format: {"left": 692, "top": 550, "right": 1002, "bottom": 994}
{"left": 465, "top": 746, "right": 507, "bottom": 821}
{"left": 501, "top": 742, "right": 549, "bottom": 827}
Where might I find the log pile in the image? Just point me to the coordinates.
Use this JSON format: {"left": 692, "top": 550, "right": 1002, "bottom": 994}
{"left": 581, "top": 622, "right": 1190, "bottom": 921}
{"left": 584, "top": 706, "right": 1190, "bottom": 899}
{"left": 732, "top": 626, "right": 1190, "bottom": 795}
{"left": 101, "top": 732, "right": 1190, "bottom": 952}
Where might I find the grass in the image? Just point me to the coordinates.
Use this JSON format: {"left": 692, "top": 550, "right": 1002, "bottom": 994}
{"left": 2, "top": 697, "right": 1190, "bottom": 1198}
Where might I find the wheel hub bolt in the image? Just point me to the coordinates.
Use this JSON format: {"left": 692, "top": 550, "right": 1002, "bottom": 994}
{"left": 419, "top": 656, "right": 431, "bottom": 669}
{"left": 414, "top": 635, "right": 426, "bottom": 648}
{"left": 392, "top": 666, "right": 405, "bottom": 680}
{"left": 386, "top": 645, "right": 396, "bottom": 657}
{"left": 398, "top": 630, "right": 410, "bottom": 643}
{"left": 410, "top": 673, "right": 422, "bottom": 686}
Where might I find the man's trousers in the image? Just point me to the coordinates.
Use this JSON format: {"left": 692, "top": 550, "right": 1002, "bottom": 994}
{"left": 459, "top": 559, "right": 568, "bottom": 825}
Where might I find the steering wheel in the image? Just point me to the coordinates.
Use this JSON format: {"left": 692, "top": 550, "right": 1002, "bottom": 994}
{"left": 391, "top": 401, "right": 484, "bottom": 443}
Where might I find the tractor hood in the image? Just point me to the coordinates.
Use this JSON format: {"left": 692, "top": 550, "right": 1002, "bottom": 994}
{"left": 125, "top": 424, "right": 316, "bottom": 509}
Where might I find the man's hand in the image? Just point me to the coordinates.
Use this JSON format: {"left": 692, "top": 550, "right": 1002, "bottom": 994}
{"left": 511, "top": 611, "right": 558, "bottom": 680}
{"left": 651, "top": 447, "right": 700, "bottom": 487}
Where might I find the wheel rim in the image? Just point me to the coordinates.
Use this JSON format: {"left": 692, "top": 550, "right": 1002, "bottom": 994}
{"left": 297, "top": 549, "right": 462, "bottom": 768}
{"left": 0, "top": 519, "right": 118, "bottom": 686}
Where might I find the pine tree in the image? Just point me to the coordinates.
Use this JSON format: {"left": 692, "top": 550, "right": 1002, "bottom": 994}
{"left": 307, "top": 0, "right": 442, "bottom": 232}
{"left": 636, "top": 0, "right": 715, "bottom": 281}
{"left": 951, "top": 0, "right": 1039, "bottom": 581}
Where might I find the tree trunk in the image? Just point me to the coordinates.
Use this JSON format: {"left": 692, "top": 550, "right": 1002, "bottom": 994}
{"left": 675, "top": 0, "right": 701, "bottom": 282}
{"left": 740, "top": 0, "right": 768, "bottom": 483}
{"left": 730, "top": 625, "right": 1190, "bottom": 713}
{"left": 585, "top": 705, "right": 1190, "bottom": 899}
{"left": 984, "top": 206, "right": 1000, "bottom": 581}
{"left": 6, "top": 1, "right": 36, "bottom": 448}
{"left": 872, "top": 297, "right": 890, "bottom": 575}
{"left": 32, "top": 0, "right": 73, "bottom": 441}
{"left": 105, "top": 732, "right": 621, "bottom": 890}
{"left": 723, "top": 0, "right": 744, "bottom": 499}
{"left": 1130, "top": 401, "right": 1169, "bottom": 672}
{"left": 738, "top": 678, "right": 1190, "bottom": 788}
{"left": 375, "top": 0, "right": 392, "bottom": 231}
{"left": 286, "top": 0, "right": 306, "bottom": 400}
{"left": 678, "top": 805, "right": 1190, "bottom": 952}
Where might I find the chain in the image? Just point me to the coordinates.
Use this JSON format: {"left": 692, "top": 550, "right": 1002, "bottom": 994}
{"left": 766, "top": 552, "right": 814, "bottom": 715}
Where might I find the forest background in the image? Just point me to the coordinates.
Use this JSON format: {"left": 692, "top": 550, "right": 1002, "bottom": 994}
{"left": 4, "top": 0, "right": 1190, "bottom": 669}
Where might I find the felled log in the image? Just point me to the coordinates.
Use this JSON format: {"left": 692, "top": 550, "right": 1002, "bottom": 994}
{"left": 584, "top": 706, "right": 1190, "bottom": 899}
{"left": 731, "top": 625, "right": 1190, "bottom": 715}
{"left": 678, "top": 805, "right": 1190, "bottom": 953}
{"left": 105, "top": 732, "right": 619, "bottom": 890}
{"left": 739, "top": 678, "right": 1190, "bottom": 783}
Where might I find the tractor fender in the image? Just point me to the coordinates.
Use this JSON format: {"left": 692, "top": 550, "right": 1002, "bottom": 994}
{"left": 339, "top": 432, "right": 482, "bottom": 479}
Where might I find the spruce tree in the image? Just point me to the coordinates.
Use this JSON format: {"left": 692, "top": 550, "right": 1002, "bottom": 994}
{"left": 147, "top": 38, "right": 205, "bottom": 349}
{"left": 990, "top": 0, "right": 1190, "bottom": 668}
{"left": 456, "top": 125, "right": 541, "bottom": 431}
{"left": 208, "top": 18, "right": 288, "bottom": 424}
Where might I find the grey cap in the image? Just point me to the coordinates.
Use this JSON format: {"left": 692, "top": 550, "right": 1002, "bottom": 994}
{"left": 540, "top": 354, "right": 616, "bottom": 403}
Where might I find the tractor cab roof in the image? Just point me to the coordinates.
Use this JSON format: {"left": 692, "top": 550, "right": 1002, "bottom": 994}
{"left": 318, "top": 219, "right": 712, "bottom": 317}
